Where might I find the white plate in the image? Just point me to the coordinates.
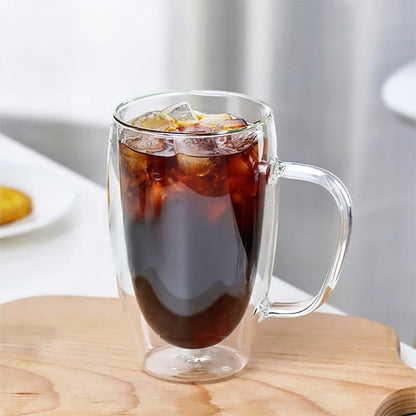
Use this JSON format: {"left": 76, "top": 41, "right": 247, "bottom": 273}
{"left": 381, "top": 61, "right": 416, "bottom": 122}
{"left": 0, "top": 159, "right": 77, "bottom": 238}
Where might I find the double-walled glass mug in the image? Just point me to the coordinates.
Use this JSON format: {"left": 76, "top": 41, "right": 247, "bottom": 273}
{"left": 107, "top": 90, "right": 352, "bottom": 383}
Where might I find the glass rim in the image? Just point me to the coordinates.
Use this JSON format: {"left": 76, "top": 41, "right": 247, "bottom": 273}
{"left": 113, "top": 90, "right": 274, "bottom": 137}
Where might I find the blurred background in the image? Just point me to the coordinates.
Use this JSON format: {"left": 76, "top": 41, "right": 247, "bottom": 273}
{"left": 0, "top": 0, "right": 415, "bottom": 345}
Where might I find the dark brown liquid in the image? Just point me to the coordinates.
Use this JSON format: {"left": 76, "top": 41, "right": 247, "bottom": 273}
{"left": 119, "top": 139, "right": 266, "bottom": 349}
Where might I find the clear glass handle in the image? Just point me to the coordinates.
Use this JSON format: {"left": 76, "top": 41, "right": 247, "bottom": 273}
{"left": 261, "top": 160, "right": 352, "bottom": 319}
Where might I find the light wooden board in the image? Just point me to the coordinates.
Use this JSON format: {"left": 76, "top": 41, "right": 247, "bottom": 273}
{"left": 0, "top": 296, "right": 415, "bottom": 416}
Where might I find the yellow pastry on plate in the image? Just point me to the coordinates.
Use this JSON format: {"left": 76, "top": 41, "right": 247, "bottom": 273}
{"left": 0, "top": 186, "right": 32, "bottom": 225}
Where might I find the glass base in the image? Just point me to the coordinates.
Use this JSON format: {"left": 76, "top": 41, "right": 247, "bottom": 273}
{"left": 143, "top": 345, "right": 248, "bottom": 383}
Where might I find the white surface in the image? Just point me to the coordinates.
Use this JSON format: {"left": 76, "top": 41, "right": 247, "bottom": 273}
{"left": 0, "top": 133, "right": 117, "bottom": 300}
{"left": 0, "top": 159, "right": 77, "bottom": 238}
{"left": 0, "top": 132, "right": 415, "bottom": 372}
{"left": 382, "top": 60, "right": 416, "bottom": 122}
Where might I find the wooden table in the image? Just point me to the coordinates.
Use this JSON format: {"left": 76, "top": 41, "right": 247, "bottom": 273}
{"left": 1, "top": 296, "right": 415, "bottom": 416}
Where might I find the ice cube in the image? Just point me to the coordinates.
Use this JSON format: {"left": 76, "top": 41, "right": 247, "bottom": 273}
{"left": 176, "top": 154, "right": 227, "bottom": 197}
{"left": 175, "top": 136, "right": 218, "bottom": 157}
{"left": 122, "top": 135, "right": 165, "bottom": 154}
{"left": 177, "top": 124, "right": 212, "bottom": 133}
{"left": 216, "top": 132, "right": 255, "bottom": 154}
{"left": 214, "top": 118, "right": 247, "bottom": 131}
{"left": 131, "top": 111, "right": 177, "bottom": 131}
{"left": 162, "top": 101, "right": 198, "bottom": 124}
{"left": 177, "top": 154, "right": 217, "bottom": 176}
{"left": 119, "top": 142, "right": 150, "bottom": 177}
{"left": 198, "top": 113, "right": 232, "bottom": 129}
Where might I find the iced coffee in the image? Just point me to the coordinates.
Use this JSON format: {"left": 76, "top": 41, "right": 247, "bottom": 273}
{"left": 118, "top": 102, "right": 266, "bottom": 349}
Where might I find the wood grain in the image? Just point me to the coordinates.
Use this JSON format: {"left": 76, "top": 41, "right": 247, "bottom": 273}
{"left": 1, "top": 296, "right": 415, "bottom": 416}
